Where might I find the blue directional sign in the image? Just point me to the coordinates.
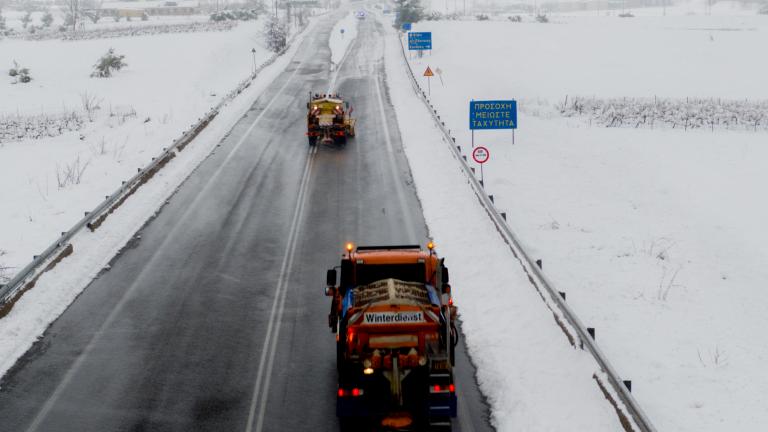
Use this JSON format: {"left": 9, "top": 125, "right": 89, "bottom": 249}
{"left": 402, "top": 22, "right": 412, "bottom": 31}
{"left": 408, "top": 32, "right": 432, "bottom": 50}
{"left": 469, "top": 100, "right": 517, "bottom": 130}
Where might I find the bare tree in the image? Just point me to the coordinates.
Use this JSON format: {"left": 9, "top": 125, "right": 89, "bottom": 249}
{"left": 81, "top": 0, "right": 104, "bottom": 24}
{"left": 0, "top": 249, "right": 10, "bottom": 285}
{"left": 0, "top": 0, "right": 7, "bottom": 31}
{"left": 64, "top": 0, "right": 81, "bottom": 31}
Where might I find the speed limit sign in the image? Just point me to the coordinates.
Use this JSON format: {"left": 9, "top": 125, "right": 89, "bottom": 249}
{"left": 472, "top": 146, "right": 490, "bottom": 164}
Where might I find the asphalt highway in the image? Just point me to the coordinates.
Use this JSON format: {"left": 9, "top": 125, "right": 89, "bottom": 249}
{"left": 0, "top": 12, "right": 494, "bottom": 432}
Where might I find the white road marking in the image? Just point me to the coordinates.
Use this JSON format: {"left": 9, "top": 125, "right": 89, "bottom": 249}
{"left": 24, "top": 44, "right": 310, "bottom": 432}
{"left": 245, "top": 145, "right": 317, "bottom": 432}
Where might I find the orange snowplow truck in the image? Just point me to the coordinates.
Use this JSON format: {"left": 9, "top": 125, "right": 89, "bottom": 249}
{"left": 306, "top": 92, "right": 356, "bottom": 145}
{"left": 325, "top": 244, "right": 458, "bottom": 431}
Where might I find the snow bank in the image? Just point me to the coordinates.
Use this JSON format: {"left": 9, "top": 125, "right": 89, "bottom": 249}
{"left": 402, "top": 12, "right": 768, "bottom": 432}
{"left": 381, "top": 15, "right": 625, "bottom": 432}
{"left": 560, "top": 96, "right": 768, "bottom": 131}
{"left": 329, "top": 11, "right": 359, "bottom": 67}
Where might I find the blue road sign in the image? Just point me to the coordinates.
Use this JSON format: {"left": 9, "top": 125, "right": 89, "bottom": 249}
{"left": 469, "top": 100, "right": 518, "bottom": 130}
{"left": 402, "top": 22, "right": 412, "bottom": 31}
{"left": 408, "top": 32, "right": 432, "bottom": 50}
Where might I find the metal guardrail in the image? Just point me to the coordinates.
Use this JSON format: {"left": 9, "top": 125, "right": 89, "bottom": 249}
{"left": 0, "top": 19, "right": 316, "bottom": 311}
{"left": 395, "top": 35, "right": 657, "bottom": 432}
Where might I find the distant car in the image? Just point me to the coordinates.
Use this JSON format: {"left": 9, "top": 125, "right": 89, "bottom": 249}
{"left": 383, "top": 8, "right": 390, "bottom": 14}
{"left": 356, "top": 10, "right": 366, "bottom": 19}
{"left": 164, "top": 1, "right": 178, "bottom": 6}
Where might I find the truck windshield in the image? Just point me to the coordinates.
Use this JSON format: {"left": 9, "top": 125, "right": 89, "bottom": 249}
{"left": 355, "top": 263, "right": 426, "bottom": 286}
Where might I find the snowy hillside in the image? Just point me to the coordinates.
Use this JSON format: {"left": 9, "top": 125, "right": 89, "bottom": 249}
{"left": 399, "top": 10, "right": 768, "bottom": 432}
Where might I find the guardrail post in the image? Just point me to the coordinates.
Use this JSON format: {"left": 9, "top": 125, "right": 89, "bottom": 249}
{"left": 488, "top": 195, "right": 494, "bottom": 203}
{"left": 535, "top": 259, "right": 542, "bottom": 269}
{"left": 500, "top": 212, "right": 506, "bottom": 220}
{"left": 587, "top": 327, "right": 595, "bottom": 340}
{"left": 559, "top": 291, "right": 566, "bottom": 300}
{"left": 623, "top": 380, "right": 632, "bottom": 392}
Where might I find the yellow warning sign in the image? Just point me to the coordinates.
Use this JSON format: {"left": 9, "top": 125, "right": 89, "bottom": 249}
{"left": 423, "top": 66, "right": 434, "bottom": 77}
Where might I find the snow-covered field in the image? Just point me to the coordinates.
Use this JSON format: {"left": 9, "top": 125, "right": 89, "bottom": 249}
{"left": 0, "top": 13, "right": 322, "bottom": 382}
{"left": 1, "top": 9, "right": 210, "bottom": 32}
{"left": 0, "top": 20, "right": 273, "bottom": 280}
{"left": 397, "top": 9, "right": 768, "bottom": 432}
{"left": 380, "top": 15, "right": 630, "bottom": 431}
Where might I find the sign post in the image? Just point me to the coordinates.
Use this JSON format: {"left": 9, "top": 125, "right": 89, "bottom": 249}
{"left": 423, "top": 66, "right": 434, "bottom": 96}
{"left": 472, "top": 146, "right": 490, "bottom": 185}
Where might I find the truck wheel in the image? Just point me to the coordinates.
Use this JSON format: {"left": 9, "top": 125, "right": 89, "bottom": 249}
{"left": 308, "top": 136, "right": 317, "bottom": 146}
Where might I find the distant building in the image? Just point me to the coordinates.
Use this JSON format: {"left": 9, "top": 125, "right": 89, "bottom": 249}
{"left": 98, "top": 0, "right": 201, "bottom": 17}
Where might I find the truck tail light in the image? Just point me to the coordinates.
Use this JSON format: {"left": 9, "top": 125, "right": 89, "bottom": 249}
{"left": 338, "top": 388, "right": 365, "bottom": 397}
{"left": 431, "top": 384, "right": 455, "bottom": 393}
